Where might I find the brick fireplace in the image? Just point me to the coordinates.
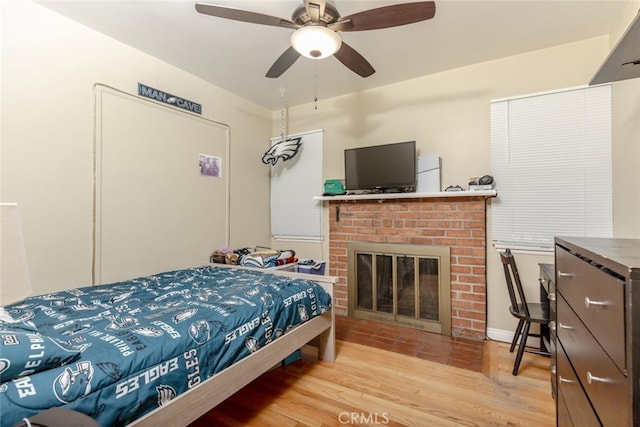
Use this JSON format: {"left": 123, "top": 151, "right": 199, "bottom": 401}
{"left": 326, "top": 195, "right": 490, "bottom": 340}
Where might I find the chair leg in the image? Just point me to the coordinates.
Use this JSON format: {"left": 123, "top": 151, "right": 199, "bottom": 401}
{"left": 512, "top": 321, "right": 531, "bottom": 376}
{"left": 510, "top": 319, "right": 524, "bottom": 353}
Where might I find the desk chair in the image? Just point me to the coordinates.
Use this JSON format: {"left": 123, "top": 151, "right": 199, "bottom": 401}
{"left": 500, "top": 248, "right": 550, "bottom": 375}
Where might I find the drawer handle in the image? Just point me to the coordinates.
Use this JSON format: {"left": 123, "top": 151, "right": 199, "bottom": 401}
{"left": 558, "top": 271, "right": 574, "bottom": 278}
{"left": 585, "top": 296, "right": 609, "bottom": 309}
{"left": 587, "top": 371, "right": 612, "bottom": 384}
{"left": 547, "top": 292, "right": 556, "bottom": 302}
{"left": 549, "top": 321, "right": 556, "bottom": 332}
{"left": 551, "top": 365, "right": 557, "bottom": 375}
{"left": 559, "top": 375, "right": 575, "bottom": 384}
{"left": 558, "top": 322, "right": 574, "bottom": 330}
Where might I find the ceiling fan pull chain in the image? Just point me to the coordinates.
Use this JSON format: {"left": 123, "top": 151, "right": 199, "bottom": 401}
{"left": 314, "top": 60, "right": 318, "bottom": 110}
{"left": 280, "top": 90, "right": 287, "bottom": 140}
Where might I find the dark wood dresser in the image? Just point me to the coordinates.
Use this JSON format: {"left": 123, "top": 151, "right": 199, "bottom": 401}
{"left": 554, "top": 237, "right": 640, "bottom": 426}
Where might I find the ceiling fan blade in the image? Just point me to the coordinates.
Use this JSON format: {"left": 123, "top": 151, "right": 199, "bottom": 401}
{"left": 266, "top": 47, "right": 301, "bottom": 78}
{"left": 333, "top": 42, "right": 375, "bottom": 78}
{"left": 333, "top": 1, "right": 436, "bottom": 32}
{"left": 304, "top": 0, "right": 326, "bottom": 23}
{"left": 195, "top": 3, "right": 298, "bottom": 30}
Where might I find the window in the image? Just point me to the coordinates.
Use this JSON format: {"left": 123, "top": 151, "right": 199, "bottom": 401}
{"left": 270, "top": 129, "right": 323, "bottom": 240}
{"left": 490, "top": 85, "right": 612, "bottom": 252}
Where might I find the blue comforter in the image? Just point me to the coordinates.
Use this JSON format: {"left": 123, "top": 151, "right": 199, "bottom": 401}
{"left": 0, "top": 266, "right": 331, "bottom": 426}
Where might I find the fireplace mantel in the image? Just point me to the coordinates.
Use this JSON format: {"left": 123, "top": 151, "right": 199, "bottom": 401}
{"left": 314, "top": 189, "right": 496, "bottom": 202}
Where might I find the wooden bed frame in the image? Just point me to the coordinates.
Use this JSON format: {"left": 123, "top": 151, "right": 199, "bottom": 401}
{"left": 130, "top": 266, "right": 337, "bottom": 426}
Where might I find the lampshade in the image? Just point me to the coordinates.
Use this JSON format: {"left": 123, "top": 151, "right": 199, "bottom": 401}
{"left": 290, "top": 26, "right": 342, "bottom": 59}
{"left": 0, "top": 203, "right": 33, "bottom": 306}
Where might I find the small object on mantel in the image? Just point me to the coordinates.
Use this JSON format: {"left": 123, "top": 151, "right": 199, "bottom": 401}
{"left": 323, "top": 179, "right": 346, "bottom": 195}
{"left": 444, "top": 185, "right": 464, "bottom": 192}
{"left": 468, "top": 174, "right": 495, "bottom": 191}
{"left": 469, "top": 184, "right": 495, "bottom": 191}
{"left": 468, "top": 175, "right": 494, "bottom": 186}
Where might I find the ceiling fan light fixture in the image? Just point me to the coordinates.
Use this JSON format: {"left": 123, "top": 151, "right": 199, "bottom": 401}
{"left": 290, "top": 26, "right": 342, "bottom": 59}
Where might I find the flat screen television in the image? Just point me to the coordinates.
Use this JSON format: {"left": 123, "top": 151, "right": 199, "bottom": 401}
{"left": 344, "top": 141, "right": 416, "bottom": 193}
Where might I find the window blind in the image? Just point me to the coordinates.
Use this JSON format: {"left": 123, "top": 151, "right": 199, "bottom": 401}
{"left": 270, "top": 129, "right": 323, "bottom": 241}
{"left": 490, "top": 85, "right": 612, "bottom": 252}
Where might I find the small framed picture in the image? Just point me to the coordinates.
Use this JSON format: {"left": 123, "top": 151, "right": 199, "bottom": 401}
{"left": 199, "top": 154, "right": 221, "bottom": 177}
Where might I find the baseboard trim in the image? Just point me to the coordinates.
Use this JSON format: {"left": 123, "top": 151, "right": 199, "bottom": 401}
{"left": 487, "top": 327, "right": 513, "bottom": 343}
{"left": 487, "top": 327, "right": 544, "bottom": 348}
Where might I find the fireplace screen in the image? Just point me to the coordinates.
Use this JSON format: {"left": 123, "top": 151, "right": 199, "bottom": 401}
{"left": 348, "top": 243, "right": 451, "bottom": 335}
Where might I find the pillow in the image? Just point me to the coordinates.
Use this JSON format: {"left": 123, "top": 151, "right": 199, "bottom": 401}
{"left": 0, "top": 329, "right": 81, "bottom": 383}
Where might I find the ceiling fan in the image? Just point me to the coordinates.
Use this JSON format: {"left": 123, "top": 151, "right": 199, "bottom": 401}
{"left": 195, "top": 1, "right": 436, "bottom": 78}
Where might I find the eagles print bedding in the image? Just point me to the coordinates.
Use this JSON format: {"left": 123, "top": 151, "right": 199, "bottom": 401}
{"left": 0, "top": 266, "right": 331, "bottom": 426}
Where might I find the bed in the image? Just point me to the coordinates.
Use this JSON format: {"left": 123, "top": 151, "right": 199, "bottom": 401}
{"left": 0, "top": 264, "right": 335, "bottom": 426}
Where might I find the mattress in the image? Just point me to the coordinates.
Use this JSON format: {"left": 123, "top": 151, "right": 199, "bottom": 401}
{"left": 0, "top": 266, "right": 331, "bottom": 426}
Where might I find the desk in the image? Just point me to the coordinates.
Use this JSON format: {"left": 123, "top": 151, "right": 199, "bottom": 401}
{"left": 538, "top": 263, "right": 554, "bottom": 349}
{"left": 539, "top": 263, "right": 556, "bottom": 399}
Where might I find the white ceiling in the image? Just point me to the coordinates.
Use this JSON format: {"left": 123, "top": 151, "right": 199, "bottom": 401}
{"left": 36, "top": 0, "right": 634, "bottom": 110}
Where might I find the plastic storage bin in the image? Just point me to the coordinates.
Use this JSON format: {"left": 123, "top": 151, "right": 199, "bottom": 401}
{"left": 281, "top": 349, "right": 302, "bottom": 366}
{"left": 297, "top": 259, "right": 326, "bottom": 275}
{"left": 269, "top": 262, "right": 298, "bottom": 271}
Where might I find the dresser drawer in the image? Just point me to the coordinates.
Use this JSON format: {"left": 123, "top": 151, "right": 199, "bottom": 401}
{"left": 557, "top": 342, "right": 600, "bottom": 427}
{"left": 557, "top": 294, "right": 629, "bottom": 425}
{"left": 556, "top": 246, "right": 625, "bottom": 371}
{"left": 557, "top": 392, "right": 572, "bottom": 427}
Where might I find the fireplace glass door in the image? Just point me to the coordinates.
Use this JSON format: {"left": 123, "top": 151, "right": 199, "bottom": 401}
{"left": 348, "top": 243, "right": 451, "bottom": 335}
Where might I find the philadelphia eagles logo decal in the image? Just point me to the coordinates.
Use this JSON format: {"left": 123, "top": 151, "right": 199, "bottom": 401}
{"left": 262, "top": 137, "right": 302, "bottom": 165}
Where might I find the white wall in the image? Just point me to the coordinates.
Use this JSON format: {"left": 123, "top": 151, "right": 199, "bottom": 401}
{"left": 1, "top": 0, "right": 273, "bottom": 295}
{"left": 276, "top": 14, "right": 640, "bottom": 339}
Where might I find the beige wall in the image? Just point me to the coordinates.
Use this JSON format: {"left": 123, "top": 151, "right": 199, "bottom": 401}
{"left": 1, "top": 0, "right": 273, "bottom": 295}
{"left": 612, "top": 78, "right": 640, "bottom": 237}
{"left": 277, "top": 8, "right": 640, "bottom": 339}
{"left": 608, "top": 2, "right": 640, "bottom": 240}
{"left": 3, "top": 0, "right": 638, "bottom": 341}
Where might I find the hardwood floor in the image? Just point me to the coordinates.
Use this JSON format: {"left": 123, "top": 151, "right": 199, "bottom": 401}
{"left": 190, "top": 317, "right": 555, "bottom": 426}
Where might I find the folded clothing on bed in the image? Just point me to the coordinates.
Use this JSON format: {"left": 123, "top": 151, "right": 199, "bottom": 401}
{"left": 237, "top": 248, "right": 297, "bottom": 269}
{"left": 0, "top": 265, "right": 331, "bottom": 426}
